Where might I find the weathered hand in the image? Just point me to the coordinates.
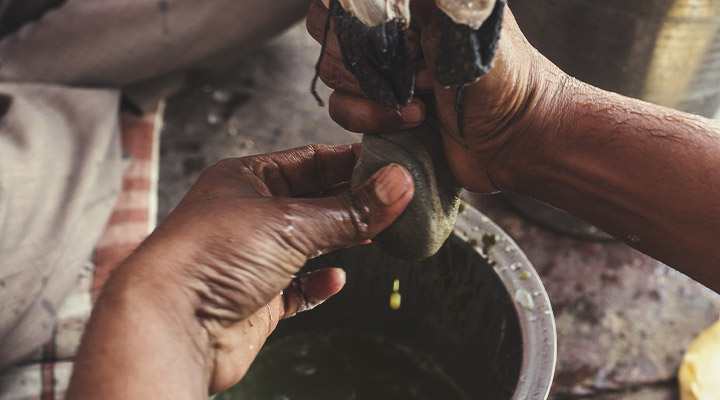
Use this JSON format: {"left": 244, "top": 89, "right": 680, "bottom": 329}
{"left": 306, "top": 0, "right": 567, "bottom": 193}
{"left": 77, "top": 144, "right": 414, "bottom": 395}
{"left": 411, "top": 0, "right": 566, "bottom": 193}
{"left": 307, "top": 0, "right": 433, "bottom": 133}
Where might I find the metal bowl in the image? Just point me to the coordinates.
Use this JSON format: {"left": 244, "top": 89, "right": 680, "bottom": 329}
{"left": 224, "top": 203, "right": 556, "bottom": 399}
{"left": 452, "top": 202, "right": 557, "bottom": 399}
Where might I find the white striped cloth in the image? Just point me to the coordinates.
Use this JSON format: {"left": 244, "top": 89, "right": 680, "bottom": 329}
{"left": 0, "top": 105, "right": 163, "bottom": 400}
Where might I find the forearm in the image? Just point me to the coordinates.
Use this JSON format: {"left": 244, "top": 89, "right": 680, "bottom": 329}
{"left": 500, "top": 77, "right": 720, "bottom": 289}
{"left": 66, "top": 259, "right": 212, "bottom": 400}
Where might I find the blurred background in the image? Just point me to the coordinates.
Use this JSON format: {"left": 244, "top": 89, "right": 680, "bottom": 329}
{"left": 158, "top": 23, "right": 351, "bottom": 221}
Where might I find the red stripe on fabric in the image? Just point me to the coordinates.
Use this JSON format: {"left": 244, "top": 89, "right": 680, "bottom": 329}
{"left": 106, "top": 209, "right": 150, "bottom": 226}
{"left": 122, "top": 177, "right": 151, "bottom": 191}
{"left": 41, "top": 339, "right": 55, "bottom": 400}
{"left": 92, "top": 109, "right": 157, "bottom": 303}
{"left": 120, "top": 114, "right": 155, "bottom": 160}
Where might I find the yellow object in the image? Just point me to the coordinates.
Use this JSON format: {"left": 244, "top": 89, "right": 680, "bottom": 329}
{"left": 679, "top": 318, "right": 720, "bottom": 400}
{"left": 390, "top": 279, "right": 401, "bottom": 310}
{"left": 390, "top": 292, "right": 402, "bottom": 310}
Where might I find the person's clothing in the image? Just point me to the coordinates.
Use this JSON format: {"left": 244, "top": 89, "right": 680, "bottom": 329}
{"left": 0, "top": 0, "right": 312, "bottom": 108}
{"left": 0, "top": 84, "right": 123, "bottom": 371}
{"left": 0, "top": 107, "right": 160, "bottom": 400}
{"left": 0, "top": 0, "right": 311, "bottom": 380}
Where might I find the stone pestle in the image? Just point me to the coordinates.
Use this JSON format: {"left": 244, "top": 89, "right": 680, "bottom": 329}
{"left": 351, "top": 123, "right": 462, "bottom": 260}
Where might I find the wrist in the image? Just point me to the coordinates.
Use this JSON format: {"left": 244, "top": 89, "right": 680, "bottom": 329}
{"left": 487, "top": 67, "right": 580, "bottom": 195}
{"left": 69, "top": 254, "right": 213, "bottom": 399}
{"left": 107, "top": 253, "right": 213, "bottom": 357}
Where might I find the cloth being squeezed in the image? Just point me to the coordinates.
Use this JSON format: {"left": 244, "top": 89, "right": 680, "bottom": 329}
{"left": 316, "top": 0, "right": 506, "bottom": 259}
{"left": 352, "top": 124, "right": 462, "bottom": 260}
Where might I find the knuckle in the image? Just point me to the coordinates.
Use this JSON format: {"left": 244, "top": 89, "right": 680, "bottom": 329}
{"left": 329, "top": 99, "right": 395, "bottom": 134}
{"left": 319, "top": 58, "right": 358, "bottom": 93}
{"left": 328, "top": 96, "right": 361, "bottom": 132}
{"left": 305, "top": 144, "right": 332, "bottom": 163}
{"left": 229, "top": 156, "right": 258, "bottom": 176}
{"left": 329, "top": 109, "right": 363, "bottom": 133}
{"left": 318, "top": 58, "right": 343, "bottom": 89}
{"left": 338, "top": 192, "right": 373, "bottom": 238}
{"left": 329, "top": 94, "right": 393, "bottom": 134}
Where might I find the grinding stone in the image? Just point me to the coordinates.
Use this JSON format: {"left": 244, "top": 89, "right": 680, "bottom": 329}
{"left": 352, "top": 124, "right": 462, "bottom": 260}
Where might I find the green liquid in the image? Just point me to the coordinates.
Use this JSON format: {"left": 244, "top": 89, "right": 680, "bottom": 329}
{"left": 217, "top": 331, "right": 468, "bottom": 400}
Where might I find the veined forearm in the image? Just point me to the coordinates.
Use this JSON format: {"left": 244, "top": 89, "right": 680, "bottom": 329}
{"left": 508, "top": 78, "right": 720, "bottom": 289}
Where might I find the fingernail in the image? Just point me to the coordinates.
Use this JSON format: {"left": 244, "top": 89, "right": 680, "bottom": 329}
{"left": 336, "top": 268, "right": 347, "bottom": 282}
{"left": 400, "top": 102, "right": 423, "bottom": 123}
{"left": 374, "top": 164, "right": 412, "bottom": 205}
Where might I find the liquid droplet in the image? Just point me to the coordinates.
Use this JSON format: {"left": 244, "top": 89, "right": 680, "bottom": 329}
{"left": 516, "top": 289, "right": 535, "bottom": 311}
{"left": 390, "top": 292, "right": 402, "bottom": 310}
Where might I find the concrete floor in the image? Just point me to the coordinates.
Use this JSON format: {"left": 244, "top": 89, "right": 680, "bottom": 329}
{"left": 159, "top": 21, "right": 717, "bottom": 400}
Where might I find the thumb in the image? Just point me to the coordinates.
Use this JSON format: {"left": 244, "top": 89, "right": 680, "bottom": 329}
{"left": 286, "top": 163, "right": 414, "bottom": 255}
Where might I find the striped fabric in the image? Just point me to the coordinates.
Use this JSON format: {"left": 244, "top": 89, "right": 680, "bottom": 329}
{"left": 0, "top": 104, "right": 163, "bottom": 400}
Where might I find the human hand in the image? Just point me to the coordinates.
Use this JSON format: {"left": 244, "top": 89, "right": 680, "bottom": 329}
{"left": 306, "top": 0, "right": 568, "bottom": 193}
{"left": 306, "top": 0, "right": 434, "bottom": 133}
{"left": 96, "top": 144, "right": 414, "bottom": 394}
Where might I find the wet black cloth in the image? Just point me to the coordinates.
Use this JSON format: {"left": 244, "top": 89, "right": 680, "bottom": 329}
{"left": 330, "top": 0, "right": 414, "bottom": 111}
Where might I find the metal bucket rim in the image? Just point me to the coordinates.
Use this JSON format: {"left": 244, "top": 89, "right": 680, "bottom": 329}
{"left": 455, "top": 199, "right": 557, "bottom": 400}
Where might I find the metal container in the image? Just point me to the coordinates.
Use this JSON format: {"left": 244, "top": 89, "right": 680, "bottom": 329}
{"left": 505, "top": 0, "right": 720, "bottom": 237}
{"left": 222, "top": 203, "right": 556, "bottom": 400}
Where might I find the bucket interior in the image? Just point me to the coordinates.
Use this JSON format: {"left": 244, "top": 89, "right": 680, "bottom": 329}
{"left": 222, "top": 234, "right": 524, "bottom": 399}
